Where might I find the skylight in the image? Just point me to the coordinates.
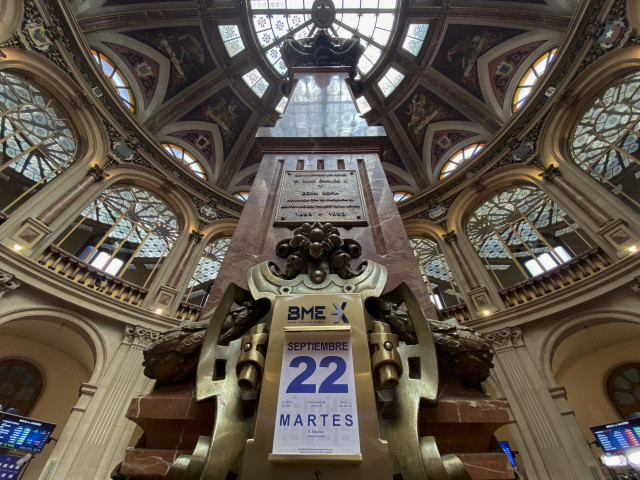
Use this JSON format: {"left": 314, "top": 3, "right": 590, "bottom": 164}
{"left": 513, "top": 48, "right": 557, "bottom": 112}
{"left": 162, "top": 143, "right": 206, "bottom": 180}
{"left": 356, "top": 96, "right": 372, "bottom": 114}
{"left": 91, "top": 49, "right": 135, "bottom": 112}
{"left": 248, "top": 1, "right": 399, "bottom": 78}
{"left": 275, "top": 96, "right": 289, "bottom": 113}
{"left": 218, "top": 25, "right": 246, "bottom": 58}
{"left": 440, "top": 143, "right": 485, "bottom": 179}
{"left": 242, "top": 68, "right": 269, "bottom": 98}
{"left": 378, "top": 67, "right": 404, "bottom": 97}
{"left": 402, "top": 24, "right": 429, "bottom": 56}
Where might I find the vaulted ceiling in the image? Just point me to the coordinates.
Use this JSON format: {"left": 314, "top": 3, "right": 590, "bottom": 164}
{"left": 68, "top": 0, "right": 578, "bottom": 196}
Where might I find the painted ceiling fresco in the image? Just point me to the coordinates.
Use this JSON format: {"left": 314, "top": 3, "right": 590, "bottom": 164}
{"left": 179, "top": 86, "right": 252, "bottom": 156}
{"left": 430, "top": 130, "right": 478, "bottom": 172}
{"left": 73, "top": 0, "right": 574, "bottom": 193}
{"left": 432, "top": 24, "right": 526, "bottom": 101}
{"left": 395, "top": 86, "right": 469, "bottom": 159}
{"left": 385, "top": 171, "right": 410, "bottom": 187}
{"left": 168, "top": 130, "right": 216, "bottom": 170}
{"left": 104, "top": 42, "right": 159, "bottom": 109}
{"left": 123, "top": 26, "right": 216, "bottom": 103}
{"left": 489, "top": 41, "right": 546, "bottom": 107}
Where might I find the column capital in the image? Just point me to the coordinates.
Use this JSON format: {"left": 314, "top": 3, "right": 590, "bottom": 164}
{"left": 125, "top": 325, "right": 161, "bottom": 348}
{"left": 189, "top": 230, "right": 204, "bottom": 244}
{"left": 483, "top": 327, "right": 522, "bottom": 351}
{"left": 442, "top": 231, "right": 457, "bottom": 243}
{"left": 88, "top": 165, "right": 109, "bottom": 182}
{"left": 539, "top": 164, "right": 561, "bottom": 182}
{"left": 0, "top": 269, "right": 20, "bottom": 298}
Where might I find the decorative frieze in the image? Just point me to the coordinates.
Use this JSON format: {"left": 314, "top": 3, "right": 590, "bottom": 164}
{"left": 125, "top": 325, "right": 161, "bottom": 348}
{"left": 483, "top": 327, "right": 523, "bottom": 351}
{"left": 0, "top": 270, "right": 21, "bottom": 298}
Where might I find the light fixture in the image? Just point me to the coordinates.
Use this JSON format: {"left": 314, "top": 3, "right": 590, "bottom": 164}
{"left": 629, "top": 244, "right": 638, "bottom": 253}
{"left": 601, "top": 454, "right": 627, "bottom": 467}
{"left": 483, "top": 310, "right": 491, "bottom": 316}
{"left": 626, "top": 447, "right": 640, "bottom": 470}
{"left": 12, "top": 244, "right": 23, "bottom": 251}
{"left": 154, "top": 308, "right": 163, "bottom": 314}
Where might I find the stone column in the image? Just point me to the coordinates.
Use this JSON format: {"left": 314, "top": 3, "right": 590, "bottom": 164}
{"left": 540, "top": 164, "right": 638, "bottom": 256}
{"left": 149, "top": 230, "right": 203, "bottom": 315}
{"left": 42, "top": 325, "right": 159, "bottom": 480}
{"left": 483, "top": 327, "right": 604, "bottom": 480}
{"left": 2, "top": 166, "right": 108, "bottom": 256}
{"left": 443, "top": 231, "right": 498, "bottom": 316}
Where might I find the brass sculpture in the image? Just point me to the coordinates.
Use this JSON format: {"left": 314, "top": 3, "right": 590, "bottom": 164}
{"left": 143, "top": 223, "right": 491, "bottom": 480}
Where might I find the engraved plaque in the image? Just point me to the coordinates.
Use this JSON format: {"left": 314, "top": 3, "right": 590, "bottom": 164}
{"left": 275, "top": 170, "right": 368, "bottom": 226}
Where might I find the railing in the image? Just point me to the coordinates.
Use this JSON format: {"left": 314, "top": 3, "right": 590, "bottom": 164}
{"left": 175, "top": 301, "right": 203, "bottom": 322}
{"left": 0, "top": 211, "right": 9, "bottom": 226}
{"left": 440, "top": 303, "right": 472, "bottom": 322}
{"left": 498, "top": 246, "right": 610, "bottom": 308}
{"left": 37, "top": 244, "right": 148, "bottom": 307}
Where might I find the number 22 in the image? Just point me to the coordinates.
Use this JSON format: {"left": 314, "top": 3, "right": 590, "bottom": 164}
{"left": 286, "top": 356, "right": 348, "bottom": 394}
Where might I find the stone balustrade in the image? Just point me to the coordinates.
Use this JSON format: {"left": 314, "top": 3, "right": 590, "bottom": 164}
{"left": 498, "top": 246, "right": 610, "bottom": 308}
{"left": 175, "top": 301, "right": 203, "bottom": 322}
{"left": 440, "top": 303, "right": 472, "bottom": 323}
{"left": 37, "top": 244, "right": 148, "bottom": 306}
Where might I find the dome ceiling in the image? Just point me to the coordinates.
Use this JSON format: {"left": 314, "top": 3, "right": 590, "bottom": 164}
{"left": 69, "top": 0, "right": 577, "bottom": 196}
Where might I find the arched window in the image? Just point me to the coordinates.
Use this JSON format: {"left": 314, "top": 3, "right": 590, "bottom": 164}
{"left": 55, "top": 185, "right": 179, "bottom": 287}
{"left": 440, "top": 143, "right": 484, "bottom": 179}
{"left": 91, "top": 49, "right": 135, "bottom": 112}
{"left": 606, "top": 363, "right": 640, "bottom": 419}
{"left": 183, "top": 236, "right": 231, "bottom": 306}
{"left": 162, "top": 143, "right": 207, "bottom": 180}
{"left": 466, "top": 184, "right": 592, "bottom": 289}
{"left": 0, "top": 71, "right": 77, "bottom": 213}
{"left": 0, "top": 359, "right": 43, "bottom": 416}
{"left": 512, "top": 48, "right": 557, "bottom": 112}
{"left": 571, "top": 71, "right": 640, "bottom": 213}
{"left": 393, "top": 191, "right": 412, "bottom": 203}
{"left": 234, "top": 192, "right": 249, "bottom": 202}
{"left": 409, "top": 236, "right": 462, "bottom": 309}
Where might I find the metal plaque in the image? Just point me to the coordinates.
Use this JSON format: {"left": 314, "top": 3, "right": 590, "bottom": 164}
{"left": 275, "top": 170, "right": 368, "bottom": 226}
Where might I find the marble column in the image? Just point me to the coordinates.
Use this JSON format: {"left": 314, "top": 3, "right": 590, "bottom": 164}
{"left": 443, "top": 231, "right": 498, "bottom": 316}
{"left": 37, "top": 165, "right": 109, "bottom": 225}
{"left": 42, "top": 326, "right": 159, "bottom": 480}
{"left": 482, "top": 327, "right": 604, "bottom": 480}
{"left": 540, "top": 164, "right": 638, "bottom": 256}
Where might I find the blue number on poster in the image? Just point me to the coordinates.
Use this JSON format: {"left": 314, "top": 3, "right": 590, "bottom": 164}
{"left": 286, "top": 356, "right": 348, "bottom": 393}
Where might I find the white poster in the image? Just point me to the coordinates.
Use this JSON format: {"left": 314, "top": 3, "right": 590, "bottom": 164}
{"left": 272, "top": 330, "right": 360, "bottom": 455}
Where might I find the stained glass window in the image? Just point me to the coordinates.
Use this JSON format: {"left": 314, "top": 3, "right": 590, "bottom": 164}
{"left": 183, "top": 236, "right": 231, "bottom": 306}
{"left": 571, "top": 71, "right": 640, "bottom": 213}
{"left": 402, "top": 24, "right": 429, "bottom": 56}
{"left": 0, "top": 71, "right": 77, "bottom": 213}
{"left": 275, "top": 96, "right": 289, "bottom": 113}
{"left": 249, "top": 1, "right": 399, "bottom": 78}
{"left": 218, "top": 25, "right": 246, "bottom": 58}
{"left": 234, "top": 192, "right": 250, "bottom": 201}
{"left": 242, "top": 68, "right": 269, "bottom": 98}
{"left": 607, "top": 363, "right": 640, "bottom": 419}
{"left": 513, "top": 48, "right": 556, "bottom": 112}
{"left": 56, "top": 186, "right": 179, "bottom": 287}
{"left": 440, "top": 143, "right": 484, "bottom": 179}
{"left": 91, "top": 49, "right": 135, "bottom": 112}
{"left": 0, "top": 359, "right": 42, "bottom": 416}
{"left": 393, "top": 191, "right": 412, "bottom": 203}
{"left": 466, "top": 184, "right": 591, "bottom": 289}
{"left": 378, "top": 67, "right": 405, "bottom": 97}
{"left": 162, "top": 143, "right": 206, "bottom": 180}
{"left": 410, "top": 236, "right": 462, "bottom": 309}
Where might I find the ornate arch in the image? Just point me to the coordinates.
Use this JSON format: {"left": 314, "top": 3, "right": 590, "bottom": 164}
{"left": 0, "top": 0, "right": 23, "bottom": 43}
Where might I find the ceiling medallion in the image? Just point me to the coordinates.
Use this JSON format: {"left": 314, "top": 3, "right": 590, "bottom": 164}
{"left": 311, "top": 0, "right": 336, "bottom": 29}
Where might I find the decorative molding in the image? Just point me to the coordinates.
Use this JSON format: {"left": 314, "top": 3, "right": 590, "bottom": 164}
{"left": 539, "top": 164, "right": 562, "bottom": 182}
{"left": 0, "top": 270, "right": 21, "bottom": 298}
{"left": 482, "top": 327, "right": 523, "bottom": 350}
{"left": 125, "top": 325, "right": 161, "bottom": 348}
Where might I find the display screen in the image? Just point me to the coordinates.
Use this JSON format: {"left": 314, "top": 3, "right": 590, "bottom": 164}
{"left": 591, "top": 419, "right": 640, "bottom": 455}
{"left": 499, "top": 441, "right": 517, "bottom": 469}
{"left": 0, "top": 454, "right": 23, "bottom": 479}
{"left": 0, "top": 413, "right": 56, "bottom": 453}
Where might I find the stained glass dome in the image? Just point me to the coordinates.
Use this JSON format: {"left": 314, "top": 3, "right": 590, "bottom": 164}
{"left": 249, "top": 0, "right": 399, "bottom": 78}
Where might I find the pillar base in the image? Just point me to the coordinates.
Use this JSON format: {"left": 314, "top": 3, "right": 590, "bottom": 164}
{"left": 1, "top": 216, "right": 52, "bottom": 255}
{"left": 598, "top": 218, "right": 638, "bottom": 257}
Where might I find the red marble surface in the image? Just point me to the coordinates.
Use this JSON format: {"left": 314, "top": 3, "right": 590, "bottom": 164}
{"left": 121, "top": 448, "right": 191, "bottom": 480}
{"left": 457, "top": 453, "right": 516, "bottom": 480}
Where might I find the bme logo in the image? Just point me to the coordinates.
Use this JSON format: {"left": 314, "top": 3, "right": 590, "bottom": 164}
{"left": 287, "top": 302, "right": 349, "bottom": 323}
